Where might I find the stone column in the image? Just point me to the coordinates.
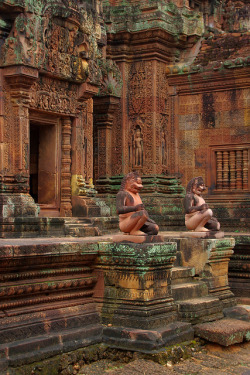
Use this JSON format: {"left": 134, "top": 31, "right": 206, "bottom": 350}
{"left": 93, "top": 95, "right": 120, "bottom": 180}
{"left": 96, "top": 240, "right": 193, "bottom": 351}
{"left": 60, "top": 116, "right": 72, "bottom": 217}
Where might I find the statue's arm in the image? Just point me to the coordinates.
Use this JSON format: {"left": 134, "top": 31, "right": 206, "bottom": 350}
{"left": 146, "top": 216, "right": 156, "bottom": 224}
{"left": 183, "top": 194, "right": 207, "bottom": 214}
{"left": 116, "top": 191, "right": 142, "bottom": 214}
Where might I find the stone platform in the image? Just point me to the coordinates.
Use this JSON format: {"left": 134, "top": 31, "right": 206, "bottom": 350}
{"left": 0, "top": 232, "right": 249, "bottom": 372}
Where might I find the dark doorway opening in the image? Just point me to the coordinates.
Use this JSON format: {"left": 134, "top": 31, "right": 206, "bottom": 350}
{"left": 29, "top": 120, "right": 60, "bottom": 216}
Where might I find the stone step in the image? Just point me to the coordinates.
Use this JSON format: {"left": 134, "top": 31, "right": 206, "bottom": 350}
{"left": 66, "top": 226, "right": 100, "bottom": 237}
{"left": 172, "top": 281, "right": 208, "bottom": 301}
{"left": 177, "top": 296, "right": 224, "bottom": 324}
{"left": 66, "top": 223, "right": 93, "bottom": 228}
{"left": 64, "top": 218, "right": 92, "bottom": 224}
{"left": 0, "top": 323, "right": 102, "bottom": 369}
{"left": 171, "top": 266, "right": 195, "bottom": 285}
{"left": 194, "top": 318, "right": 250, "bottom": 346}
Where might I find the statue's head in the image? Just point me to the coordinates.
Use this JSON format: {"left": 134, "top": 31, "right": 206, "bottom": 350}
{"left": 186, "top": 176, "right": 206, "bottom": 196}
{"left": 120, "top": 172, "right": 143, "bottom": 193}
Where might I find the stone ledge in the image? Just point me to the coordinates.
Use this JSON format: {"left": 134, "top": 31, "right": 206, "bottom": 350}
{"left": 180, "top": 231, "right": 224, "bottom": 239}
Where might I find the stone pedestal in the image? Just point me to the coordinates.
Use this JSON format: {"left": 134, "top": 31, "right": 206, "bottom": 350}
{"left": 177, "top": 237, "right": 236, "bottom": 308}
{"left": 96, "top": 240, "right": 193, "bottom": 351}
{"left": 0, "top": 240, "right": 101, "bottom": 370}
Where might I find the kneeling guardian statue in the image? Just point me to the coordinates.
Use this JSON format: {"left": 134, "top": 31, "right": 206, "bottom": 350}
{"left": 183, "top": 176, "right": 220, "bottom": 232}
{"left": 116, "top": 172, "right": 159, "bottom": 236}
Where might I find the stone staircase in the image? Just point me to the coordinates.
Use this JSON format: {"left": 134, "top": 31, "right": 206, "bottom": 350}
{"left": 171, "top": 266, "right": 224, "bottom": 324}
{"left": 64, "top": 217, "right": 119, "bottom": 237}
{"left": 64, "top": 218, "right": 101, "bottom": 237}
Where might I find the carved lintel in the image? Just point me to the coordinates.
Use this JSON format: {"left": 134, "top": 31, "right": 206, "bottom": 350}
{"left": 78, "top": 81, "right": 99, "bottom": 102}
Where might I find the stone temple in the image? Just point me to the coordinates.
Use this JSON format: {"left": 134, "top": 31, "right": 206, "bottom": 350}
{"left": 0, "top": 0, "right": 249, "bottom": 373}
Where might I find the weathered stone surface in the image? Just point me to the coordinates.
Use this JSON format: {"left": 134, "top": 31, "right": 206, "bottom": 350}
{"left": 0, "top": 238, "right": 101, "bottom": 367}
{"left": 181, "top": 231, "right": 224, "bottom": 239}
{"left": 175, "top": 237, "right": 236, "bottom": 309}
{"left": 96, "top": 240, "right": 194, "bottom": 350}
{"left": 195, "top": 318, "right": 250, "bottom": 346}
{"left": 178, "top": 296, "right": 224, "bottom": 324}
{"left": 103, "top": 322, "right": 193, "bottom": 352}
{"left": 223, "top": 306, "right": 250, "bottom": 322}
{"left": 228, "top": 235, "right": 250, "bottom": 301}
{"left": 171, "top": 266, "right": 195, "bottom": 285}
{"left": 172, "top": 281, "right": 208, "bottom": 301}
{"left": 111, "top": 234, "right": 164, "bottom": 244}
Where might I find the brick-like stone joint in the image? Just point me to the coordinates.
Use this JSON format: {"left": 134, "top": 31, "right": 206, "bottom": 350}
{"left": 96, "top": 240, "right": 194, "bottom": 351}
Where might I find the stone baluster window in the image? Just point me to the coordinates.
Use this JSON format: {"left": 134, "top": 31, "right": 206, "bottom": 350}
{"left": 215, "top": 147, "right": 249, "bottom": 191}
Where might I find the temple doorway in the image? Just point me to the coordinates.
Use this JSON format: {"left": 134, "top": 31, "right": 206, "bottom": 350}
{"left": 29, "top": 116, "right": 61, "bottom": 217}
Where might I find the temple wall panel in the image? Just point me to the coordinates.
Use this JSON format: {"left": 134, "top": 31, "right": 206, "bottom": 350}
{"left": 174, "top": 85, "right": 250, "bottom": 192}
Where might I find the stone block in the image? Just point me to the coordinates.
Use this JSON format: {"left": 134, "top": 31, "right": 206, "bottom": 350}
{"left": 172, "top": 281, "right": 208, "bottom": 301}
{"left": 103, "top": 321, "right": 193, "bottom": 352}
{"left": 194, "top": 318, "right": 250, "bottom": 346}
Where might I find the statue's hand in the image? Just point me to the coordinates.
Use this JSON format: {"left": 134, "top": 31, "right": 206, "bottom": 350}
{"left": 200, "top": 203, "right": 209, "bottom": 211}
{"left": 135, "top": 204, "right": 144, "bottom": 211}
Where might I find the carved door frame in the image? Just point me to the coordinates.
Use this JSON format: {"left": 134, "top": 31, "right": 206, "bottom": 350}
{"left": 29, "top": 111, "right": 61, "bottom": 216}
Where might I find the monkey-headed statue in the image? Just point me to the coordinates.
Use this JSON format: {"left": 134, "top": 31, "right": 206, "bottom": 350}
{"left": 183, "top": 176, "right": 220, "bottom": 232}
{"left": 116, "top": 172, "right": 159, "bottom": 236}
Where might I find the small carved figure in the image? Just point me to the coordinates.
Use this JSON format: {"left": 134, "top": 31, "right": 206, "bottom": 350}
{"left": 161, "top": 131, "right": 167, "bottom": 166}
{"left": 134, "top": 127, "right": 143, "bottom": 166}
{"left": 183, "top": 176, "right": 220, "bottom": 232}
{"left": 116, "top": 172, "right": 159, "bottom": 236}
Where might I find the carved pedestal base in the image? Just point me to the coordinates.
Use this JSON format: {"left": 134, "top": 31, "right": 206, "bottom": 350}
{"left": 177, "top": 237, "right": 236, "bottom": 309}
{"left": 0, "top": 193, "right": 39, "bottom": 218}
{"left": 97, "top": 240, "right": 193, "bottom": 351}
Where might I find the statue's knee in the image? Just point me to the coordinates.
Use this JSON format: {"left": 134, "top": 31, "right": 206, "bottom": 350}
{"left": 152, "top": 224, "right": 159, "bottom": 235}
{"left": 207, "top": 209, "right": 213, "bottom": 218}
{"left": 141, "top": 209, "right": 149, "bottom": 219}
{"left": 146, "top": 223, "right": 159, "bottom": 235}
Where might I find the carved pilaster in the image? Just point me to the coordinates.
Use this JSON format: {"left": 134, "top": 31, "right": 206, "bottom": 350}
{"left": 61, "top": 117, "right": 72, "bottom": 217}
{"left": 93, "top": 95, "right": 120, "bottom": 180}
{"left": 0, "top": 66, "right": 39, "bottom": 220}
{"left": 3, "top": 66, "right": 39, "bottom": 188}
